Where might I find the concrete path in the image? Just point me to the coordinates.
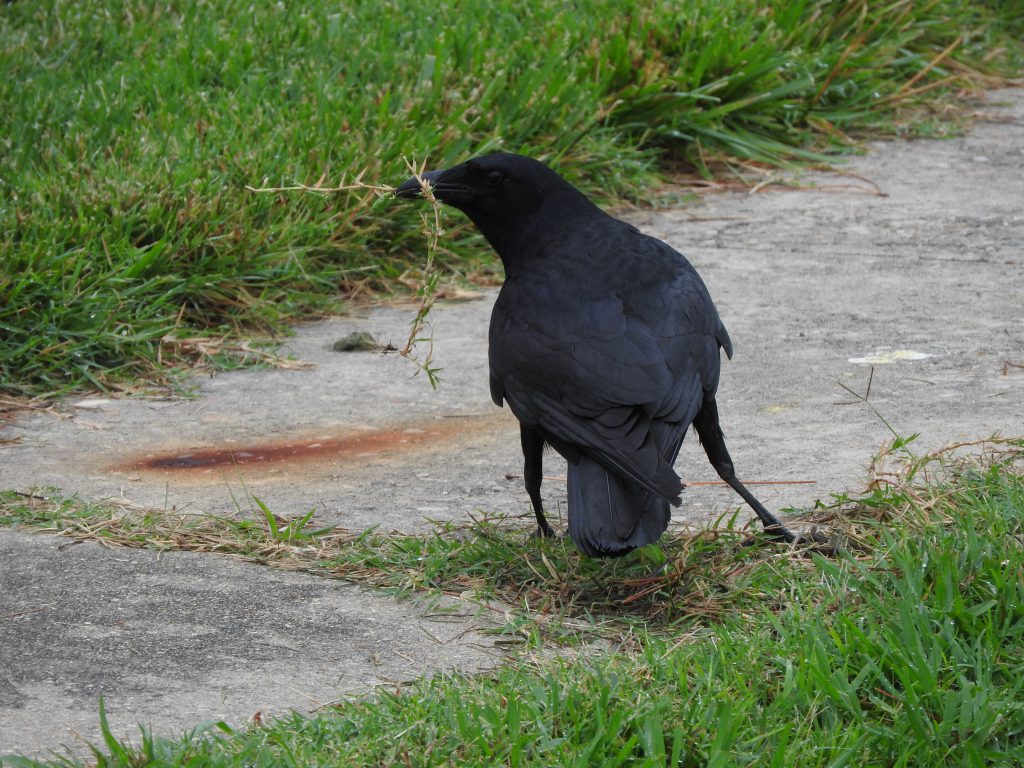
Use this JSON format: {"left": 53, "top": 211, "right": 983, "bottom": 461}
{"left": 1, "top": 88, "right": 1022, "bottom": 759}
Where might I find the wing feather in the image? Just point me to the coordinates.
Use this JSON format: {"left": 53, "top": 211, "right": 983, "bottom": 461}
{"left": 489, "top": 225, "right": 730, "bottom": 502}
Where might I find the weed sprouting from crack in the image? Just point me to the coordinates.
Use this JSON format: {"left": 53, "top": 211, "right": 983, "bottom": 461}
{"left": 836, "top": 365, "right": 909, "bottom": 444}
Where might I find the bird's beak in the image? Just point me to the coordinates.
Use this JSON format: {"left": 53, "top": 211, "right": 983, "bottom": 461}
{"left": 394, "top": 169, "right": 447, "bottom": 199}
{"left": 395, "top": 166, "right": 476, "bottom": 205}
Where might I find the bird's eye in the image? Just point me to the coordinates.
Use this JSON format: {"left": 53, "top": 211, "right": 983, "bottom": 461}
{"left": 484, "top": 169, "right": 505, "bottom": 187}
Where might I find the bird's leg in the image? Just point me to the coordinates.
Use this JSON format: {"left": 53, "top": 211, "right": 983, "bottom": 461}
{"left": 693, "top": 397, "right": 796, "bottom": 543}
{"left": 521, "top": 424, "right": 554, "bottom": 538}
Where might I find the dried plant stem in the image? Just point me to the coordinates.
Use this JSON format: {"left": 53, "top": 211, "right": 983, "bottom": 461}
{"left": 396, "top": 157, "right": 446, "bottom": 388}
{"left": 159, "top": 335, "right": 314, "bottom": 370}
{"left": 244, "top": 170, "right": 394, "bottom": 197}
{"left": 894, "top": 32, "right": 964, "bottom": 98}
{"left": 246, "top": 164, "right": 446, "bottom": 386}
{"left": 503, "top": 473, "right": 815, "bottom": 487}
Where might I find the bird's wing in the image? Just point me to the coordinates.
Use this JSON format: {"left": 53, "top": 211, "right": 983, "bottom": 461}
{"left": 489, "top": 232, "right": 729, "bottom": 503}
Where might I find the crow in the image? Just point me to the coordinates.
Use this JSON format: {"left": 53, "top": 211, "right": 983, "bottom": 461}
{"left": 396, "top": 153, "right": 795, "bottom": 557}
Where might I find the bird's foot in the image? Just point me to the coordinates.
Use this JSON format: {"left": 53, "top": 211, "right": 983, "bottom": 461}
{"left": 790, "top": 525, "right": 839, "bottom": 554}
{"left": 762, "top": 521, "right": 796, "bottom": 543}
{"left": 739, "top": 517, "right": 795, "bottom": 548}
{"left": 531, "top": 523, "right": 556, "bottom": 539}
{"left": 746, "top": 522, "right": 838, "bottom": 554}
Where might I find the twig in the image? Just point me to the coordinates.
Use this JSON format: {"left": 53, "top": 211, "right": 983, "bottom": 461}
{"left": 14, "top": 491, "right": 51, "bottom": 501}
{"left": 244, "top": 171, "right": 394, "bottom": 197}
{"left": 159, "top": 335, "right": 313, "bottom": 370}
{"left": 247, "top": 167, "right": 444, "bottom": 386}
{"left": 920, "top": 437, "right": 1016, "bottom": 463}
{"left": 748, "top": 176, "right": 781, "bottom": 195}
{"left": 827, "top": 172, "right": 886, "bottom": 196}
{"left": 505, "top": 474, "right": 568, "bottom": 483}
{"left": 0, "top": 396, "right": 57, "bottom": 417}
{"left": 686, "top": 479, "right": 816, "bottom": 487}
{"left": 503, "top": 474, "right": 815, "bottom": 486}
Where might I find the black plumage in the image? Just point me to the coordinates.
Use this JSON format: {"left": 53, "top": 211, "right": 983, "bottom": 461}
{"left": 396, "top": 153, "right": 793, "bottom": 557}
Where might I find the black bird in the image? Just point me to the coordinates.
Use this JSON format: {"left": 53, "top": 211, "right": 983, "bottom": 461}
{"left": 396, "top": 153, "right": 794, "bottom": 557}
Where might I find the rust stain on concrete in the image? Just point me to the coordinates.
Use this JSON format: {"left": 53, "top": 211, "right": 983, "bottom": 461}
{"left": 112, "top": 415, "right": 503, "bottom": 475}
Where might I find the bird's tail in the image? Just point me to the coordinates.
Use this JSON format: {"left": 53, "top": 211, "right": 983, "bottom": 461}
{"left": 566, "top": 455, "right": 672, "bottom": 558}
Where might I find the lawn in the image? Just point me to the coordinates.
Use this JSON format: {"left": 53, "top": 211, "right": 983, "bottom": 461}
{"left": 2, "top": 0, "right": 1021, "bottom": 396}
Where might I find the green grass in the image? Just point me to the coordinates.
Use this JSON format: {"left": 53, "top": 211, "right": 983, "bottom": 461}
{"left": 2, "top": 0, "right": 1021, "bottom": 397}
{"left": 2, "top": 441, "right": 1023, "bottom": 766}
{"left": 0, "top": 492, "right": 820, "bottom": 640}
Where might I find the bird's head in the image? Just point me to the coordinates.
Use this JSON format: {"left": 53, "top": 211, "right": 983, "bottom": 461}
{"left": 395, "top": 153, "right": 558, "bottom": 217}
{"left": 394, "top": 153, "right": 603, "bottom": 257}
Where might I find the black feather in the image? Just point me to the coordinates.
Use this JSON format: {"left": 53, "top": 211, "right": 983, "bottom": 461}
{"left": 396, "top": 152, "right": 794, "bottom": 556}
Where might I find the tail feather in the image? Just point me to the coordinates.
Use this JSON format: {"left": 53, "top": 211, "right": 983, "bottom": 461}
{"left": 566, "top": 456, "right": 671, "bottom": 557}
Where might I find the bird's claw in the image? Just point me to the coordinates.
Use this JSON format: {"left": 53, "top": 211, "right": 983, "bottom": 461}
{"left": 746, "top": 522, "right": 838, "bottom": 554}
{"left": 531, "top": 524, "right": 556, "bottom": 539}
{"left": 763, "top": 522, "right": 797, "bottom": 543}
{"left": 790, "top": 525, "right": 839, "bottom": 554}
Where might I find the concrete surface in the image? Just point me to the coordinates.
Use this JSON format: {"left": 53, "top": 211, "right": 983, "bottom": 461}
{"left": 0, "top": 528, "right": 499, "bottom": 760}
{"left": 1, "top": 87, "right": 1023, "bottom": 759}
